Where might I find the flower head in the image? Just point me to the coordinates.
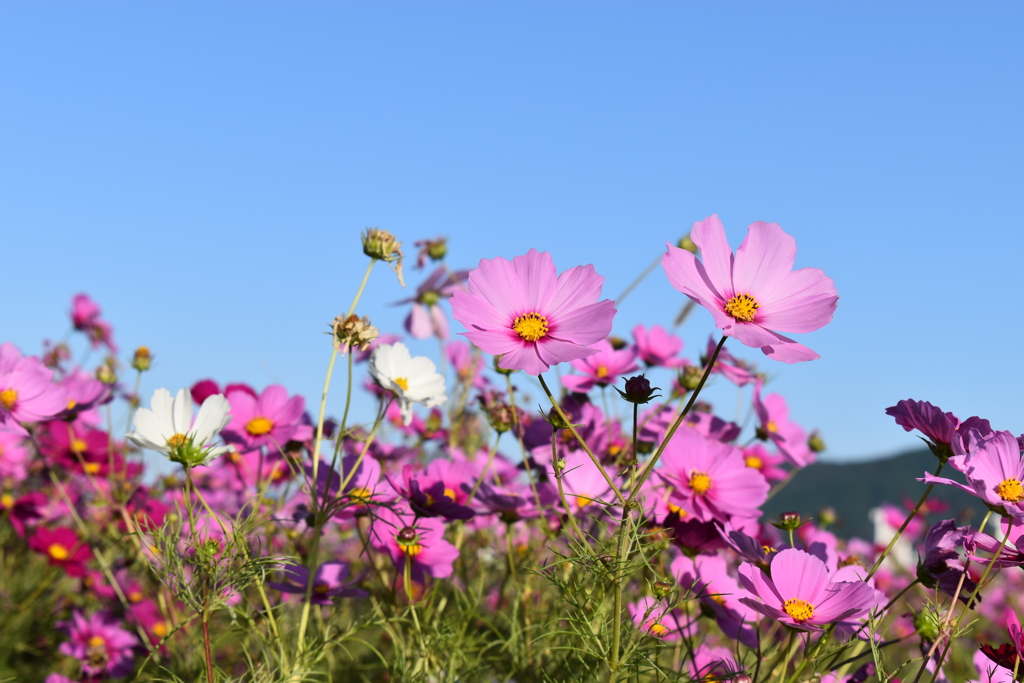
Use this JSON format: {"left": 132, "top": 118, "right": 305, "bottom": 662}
{"left": 923, "top": 431, "right": 1024, "bottom": 522}
{"left": 29, "top": 526, "right": 93, "bottom": 576}
{"left": 221, "top": 384, "right": 311, "bottom": 451}
{"left": 58, "top": 611, "right": 138, "bottom": 677}
{"left": 450, "top": 249, "right": 616, "bottom": 375}
{"left": 561, "top": 340, "right": 640, "bottom": 393}
{"left": 128, "top": 388, "right": 232, "bottom": 467}
{"left": 662, "top": 215, "right": 837, "bottom": 363}
{"left": 268, "top": 560, "right": 366, "bottom": 605}
{"left": 369, "top": 342, "right": 447, "bottom": 426}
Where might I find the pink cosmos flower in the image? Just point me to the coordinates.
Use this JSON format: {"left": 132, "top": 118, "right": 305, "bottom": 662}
{"left": 221, "top": 384, "right": 312, "bottom": 451}
{"left": 753, "top": 381, "right": 813, "bottom": 467}
{"left": 886, "top": 399, "right": 992, "bottom": 461}
{"left": 923, "top": 431, "right": 1024, "bottom": 523}
{"left": 657, "top": 428, "right": 769, "bottom": 524}
{"left": 662, "top": 214, "right": 838, "bottom": 363}
{"left": 268, "top": 560, "right": 366, "bottom": 605}
{"left": 561, "top": 340, "right": 639, "bottom": 394}
{"left": 631, "top": 324, "right": 685, "bottom": 368}
{"left": 0, "top": 343, "right": 68, "bottom": 433}
{"left": 369, "top": 506, "right": 460, "bottom": 582}
{"left": 59, "top": 610, "right": 139, "bottom": 677}
{"left": 29, "top": 526, "right": 93, "bottom": 577}
{"left": 628, "top": 596, "right": 694, "bottom": 642}
{"left": 689, "top": 644, "right": 740, "bottom": 681}
{"left": 738, "top": 548, "right": 876, "bottom": 632}
{"left": 705, "top": 335, "right": 759, "bottom": 386}
{"left": 0, "top": 427, "right": 30, "bottom": 482}
{"left": 742, "top": 443, "right": 788, "bottom": 482}
{"left": 396, "top": 266, "right": 468, "bottom": 340}
{"left": 450, "top": 249, "right": 616, "bottom": 375}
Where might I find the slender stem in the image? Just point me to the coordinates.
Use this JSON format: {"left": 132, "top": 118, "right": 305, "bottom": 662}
{"left": 609, "top": 503, "right": 632, "bottom": 672}
{"left": 629, "top": 336, "right": 726, "bottom": 500}
{"left": 866, "top": 460, "right": 943, "bottom": 580}
{"left": 465, "top": 431, "right": 502, "bottom": 505}
{"left": 202, "top": 612, "right": 215, "bottom": 682}
{"left": 615, "top": 253, "right": 662, "bottom": 306}
{"left": 347, "top": 258, "right": 378, "bottom": 318}
{"left": 538, "top": 374, "right": 626, "bottom": 506}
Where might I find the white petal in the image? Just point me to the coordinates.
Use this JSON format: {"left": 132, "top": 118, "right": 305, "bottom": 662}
{"left": 150, "top": 388, "right": 176, "bottom": 435}
{"left": 171, "top": 388, "right": 193, "bottom": 435}
{"left": 191, "top": 394, "right": 230, "bottom": 445}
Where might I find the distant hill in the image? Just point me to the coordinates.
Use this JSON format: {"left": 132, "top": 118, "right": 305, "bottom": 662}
{"left": 761, "top": 448, "right": 989, "bottom": 540}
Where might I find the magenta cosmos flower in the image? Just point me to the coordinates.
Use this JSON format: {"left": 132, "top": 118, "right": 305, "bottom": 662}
{"left": 221, "top": 384, "right": 312, "bottom": 451}
{"left": 59, "top": 610, "right": 139, "bottom": 677}
{"left": 450, "top": 249, "right": 616, "bottom": 375}
{"left": 924, "top": 430, "right": 1024, "bottom": 522}
{"left": 738, "top": 548, "right": 876, "bottom": 631}
{"left": 561, "top": 339, "right": 640, "bottom": 393}
{"left": 662, "top": 215, "right": 838, "bottom": 363}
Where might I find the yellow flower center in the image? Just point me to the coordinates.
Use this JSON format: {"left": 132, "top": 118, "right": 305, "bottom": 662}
{"left": 166, "top": 433, "right": 188, "bottom": 448}
{"left": 648, "top": 622, "right": 669, "bottom": 636}
{"left": 401, "top": 543, "right": 423, "bottom": 557}
{"left": 348, "top": 487, "right": 372, "bottom": 505}
{"left": 745, "top": 455, "right": 763, "bottom": 469}
{"left": 152, "top": 621, "right": 168, "bottom": 638}
{"left": 48, "top": 543, "right": 69, "bottom": 560}
{"left": 767, "top": 421, "right": 778, "bottom": 433}
{"left": 783, "top": 598, "right": 815, "bottom": 622}
{"left": 314, "top": 584, "right": 330, "bottom": 594}
{"left": 67, "top": 399, "right": 77, "bottom": 410}
{"left": 724, "top": 293, "right": 760, "bottom": 322}
{"left": 246, "top": 417, "right": 274, "bottom": 436}
{"left": 128, "top": 590, "right": 144, "bottom": 602}
{"left": 394, "top": 377, "right": 410, "bottom": 391}
{"left": 997, "top": 478, "right": 1024, "bottom": 502}
{"left": 71, "top": 439, "right": 88, "bottom": 453}
{"left": 666, "top": 501, "right": 687, "bottom": 517}
{"left": 88, "top": 635, "right": 106, "bottom": 648}
{"left": 711, "top": 594, "right": 727, "bottom": 606}
{"left": 596, "top": 365, "right": 609, "bottom": 378}
{"left": 688, "top": 471, "right": 712, "bottom": 495}
{"left": 512, "top": 312, "right": 549, "bottom": 342}
{"left": 83, "top": 462, "right": 101, "bottom": 474}
{"left": 0, "top": 389, "right": 17, "bottom": 410}
{"left": 1, "top": 493, "right": 13, "bottom": 508}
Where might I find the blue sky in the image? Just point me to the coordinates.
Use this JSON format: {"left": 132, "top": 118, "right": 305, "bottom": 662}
{"left": 1, "top": 3, "right": 1021, "bottom": 461}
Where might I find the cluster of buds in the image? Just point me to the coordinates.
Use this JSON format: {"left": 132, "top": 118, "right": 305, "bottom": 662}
{"left": 362, "top": 228, "right": 405, "bottom": 286}
{"left": 333, "top": 314, "right": 379, "bottom": 353}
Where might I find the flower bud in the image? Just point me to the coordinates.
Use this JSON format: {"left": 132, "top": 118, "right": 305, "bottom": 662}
{"left": 615, "top": 374, "right": 661, "bottom": 405}
{"left": 96, "top": 361, "right": 117, "bottom": 386}
{"left": 362, "top": 228, "right": 405, "bottom": 285}
{"left": 492, "top": 355, "right": 515, "bottom": 375}
{"left": 808, "top": 430, "right": 826, "bottom": 453}
{"left": 419, "top": 290, "right": 440, "bottom": 306}
{"left": 819, "top": 506, "right": 837, "bottom": 527}
{"left": 131, "top": 346, "right": 153, "bottom": 372}
{"left": 677, "top": 234, "right": 698, "bottom": 254}
{"left": 544, "top": 407, "right": 574, "bottom": 431}
{"left": 478, "top": 392, "right": 515, "bottom": 433}
{"left": 426, "top": 238, "right": 447, "bottom": 261}
{"left": 732, "top": 675, "right": 753, "bottom": 683}
{"left": 636, "top": 440, "right": 655, "bottom": 455}
{"left": 607, "top": 336, "right": 628, "bottom": 351}
{"left": 553, "top": 458, "right": 567, "bottom": 476}
{"left": 397, "top": 527, "right": 418, "bottom": 544}
{"left": 771, "top": 511, "right": 802, "bottom": 531}
{"left": 914, "top": 608, "right": 941, "bottom": 641}
{"left": 652, "top": 581, "right": 674, "bottom": 600}
{"left": 333, "top": 314, "right": 379, "bottom": 352}
{"left": 679, "top": 365, "right": 703, "bottom": 391}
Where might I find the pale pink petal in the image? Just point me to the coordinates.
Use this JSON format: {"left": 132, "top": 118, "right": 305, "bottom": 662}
{"left": 466, "top": 256, "right": 526, "bottom": 316}
{"left": 498, "top": 344, "right": 549, "bottom": 375}
{"left": 259, "top": 385, "right": 290, "bottom": 417}
{"left": 758, "top": 332, "right": 821, "bottom": 363}
{"left": 732, "top": 222, "right": 797, "bottom": 300}
{"left": 511, "top": 249, "right": 558, "bottom": 312}
{"left": 429, "top": 305, "right": 450, "bottom": 340}
{"left": 662, "top": 245, "right": 726, "bottom": 307}
{"left": 756, "top": 271, "right": 838, "bottom": 333}
{"left": 461, "top": 328, "right": 521, "bottom": 356}
{"left": 406, "top": 304, "right": 434, "bottom": 340}
{"left": 689, "top": 214, "right": 735, "bottom": 295}
{"left": 546, "top": 264, "right": 604, "bottom": 318}
{"left": 549, "top": 300, "right": 616, "bottom": 344}
{"left": 536, "top": 338, "right": 600, "bottom": 367}
{"left": 727, "top": 321, "right": 783, "bottom": 348}
{"left": 450, "top": 290, "right": 509, "bottom": 331}
{"left": 769, "top": 549, "right": 829, "bottom": 602}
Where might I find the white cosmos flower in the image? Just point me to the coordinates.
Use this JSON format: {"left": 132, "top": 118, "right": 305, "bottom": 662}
{"left": 369, "top": 342, "right": 447, "bottom": 426}
{"left": 128, "top": 388, "right": 232, "bottom": 466}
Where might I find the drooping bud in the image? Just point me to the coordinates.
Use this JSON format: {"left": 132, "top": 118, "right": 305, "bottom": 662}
{"left": 131, "top": 346, "right": 153, "bottom": 372}
{"left": 333, "top": 314, "right": 379, "bottom": 353}
{"left": 808, "top": 430, "right": 826, "bottom": 453}
{"left": 615, "top": 374, "right": 661, "bottom": 405}
{"left": 362, "top": 228, "right": 405, "bottom": 286}
{"left": 677, "top": 234, "right": 698, "bottom": 254}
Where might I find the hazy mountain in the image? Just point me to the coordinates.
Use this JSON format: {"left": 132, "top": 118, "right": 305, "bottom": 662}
{"left": 761, "top": 448, "right": 989, "bottom": 540}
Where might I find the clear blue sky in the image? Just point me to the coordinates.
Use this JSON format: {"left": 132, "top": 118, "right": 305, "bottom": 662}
{"left": 1, "top": 3, "right": 1021, "bottom": 461}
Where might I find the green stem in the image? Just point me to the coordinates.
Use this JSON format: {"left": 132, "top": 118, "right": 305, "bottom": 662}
{"left": 866, "top": 460, "right": 943, "bottom": 581}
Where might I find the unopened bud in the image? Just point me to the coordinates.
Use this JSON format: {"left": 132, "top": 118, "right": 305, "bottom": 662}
{"left": 478, "top": 393, "right": 514, "bottom": 433}
{"left": 131, "top": 346, "right": 152, "bottom": 372}
{"left": 607, "top": 336, "right": 628, "bottom": 351}
{"left": 819, "top": 507, "right": 837, "bottom": 527}
{"left": 426, "top": 238, "right": 447, "bottom": 261}
{"left": 420, "top": 290, "right": 440, "bottom": 306}
{"left": 652, "top": 581, "right": 674, "bottom": 600}
{"left": 636, "top": 440, "right": 655, "bottom": 455}
{"left": 333, "top": 314, "right": 379, "bottom": 352}
{"left": 361, "top": 228, "right": 405, "bottom": 286}
{"left": 492, "top": 354, "right": 515, "bottom": 375}
{"left": 914, "top": 608, "right": 941, "bottom": 641}
{"left": 545, "top": 407, "right": 573, "bottom": 431}
{"left": 771, "top": 511, "right": 802, "bottom": 531}
{"left": 679, "top": 365, "right": 703, "bottom": 391}
{"left": 678, "top": 234, "right": 697, "bottom": 254}
{"left": 397, "top": 527, "right": 418, "bottom": 544}
{"left": 808, "top": 430, "right": 826, "bottom": 453}
{"left": 615, "top": 374, "right": 661, "bottom": 405}
{"left": 96, "top": 361, "right": 117, "bottom": 386}
{"left": 732, "top": 675, "right": 752, "bottom": 683}
{"left": 553, "top": 458, "right": 567, "bottom": 475}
